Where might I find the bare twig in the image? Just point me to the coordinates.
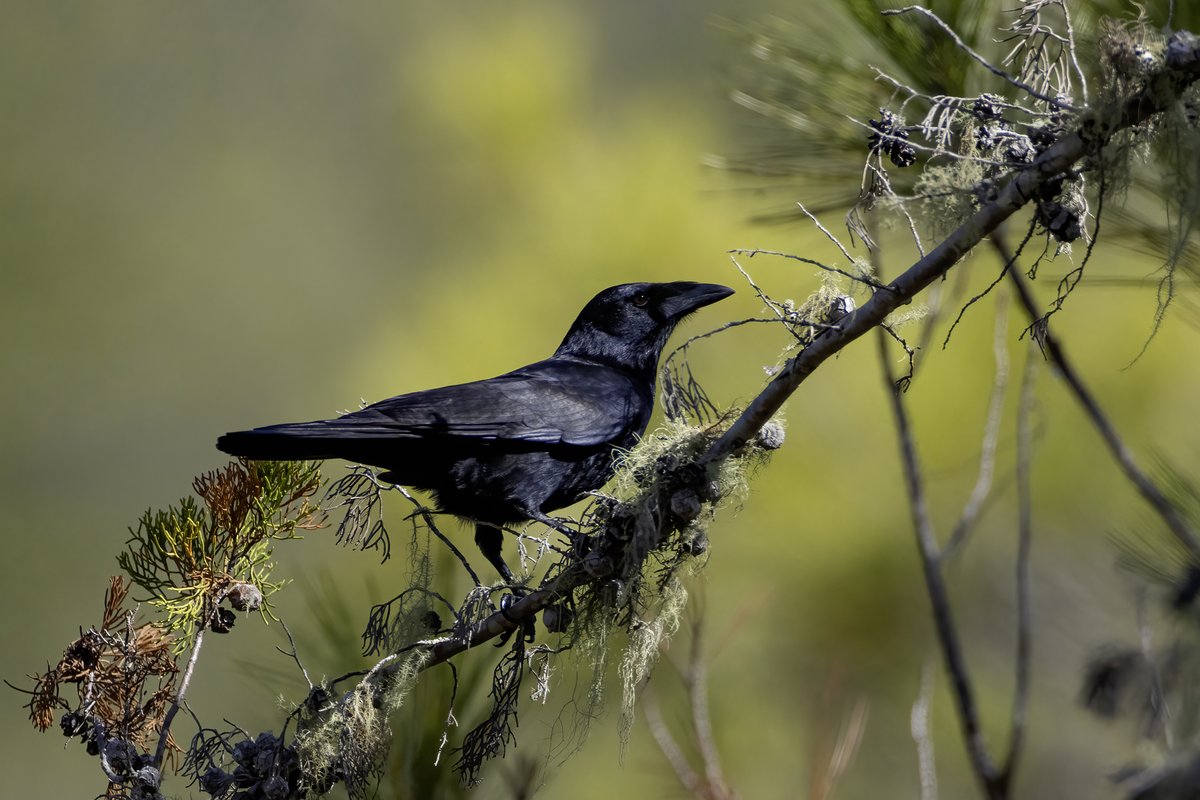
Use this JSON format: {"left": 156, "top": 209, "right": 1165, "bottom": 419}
{"left": 154, "top": 619, "right": 207, "bottom": 770}
{"left": 394, "top": 484, "right": 485, "bottom": 586}
{"left": 999, "top": 342, "right": 1039, "bottom": 787}
{"left": 730, "top": 256, "right": 807, "bottom": 343}
{"left": 1059, "top": 1, "right": 1090, "bottom": 104}
{"left": 278, "top": 621, "right": 314, "bottom": 690}
{"left": 876, "top": 329, "right": 1001, "bottom": 798}
{"left": 731, "top": 248, "right": 887, "bottom": 291}
{"left": 640, "top": 610, "right": 736, "bottom": 800}
{"left": 685, "top": 616, "right": 731, "bottom": 798}
{"left": 642, "top": 686, "right": 707, "bottom": 797}
{"left": 811, "top": 690, "right": 869, "bottom": 800}
{"left": 882, "top": 6, "right": 1067, "bottom": 108}
{"left": 941, "top": 221, "right": 1032, "bottom": 351}
{"left": 797, "top": 202, "right": 854, "bottom": 262}
{"left": 944, "top": 287, "right": 1012, "bottom": 559}
{"left": 911, "top": 661, "right": 939, "bottom": 800}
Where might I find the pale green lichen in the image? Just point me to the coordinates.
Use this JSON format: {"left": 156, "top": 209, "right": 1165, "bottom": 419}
{"left": 296, "top": 650, "right": 428, "bottom": 798}
{"left": 616, "top": 574, "right": 689, "bottom": 751}
{"left": 562, "top": 411, "right": 781, "bottom": 754}
{"left": 912, "top": 157, "right": 988, "bottom": 239}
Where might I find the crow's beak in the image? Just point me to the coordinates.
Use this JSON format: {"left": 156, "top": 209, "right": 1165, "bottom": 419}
{"left": 660, "top": 282, "right": 735, "bottom": 320}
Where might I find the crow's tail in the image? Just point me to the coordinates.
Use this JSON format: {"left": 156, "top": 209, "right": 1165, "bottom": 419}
{"left": 216, "top": 422, "right": 349, "bottom": 461}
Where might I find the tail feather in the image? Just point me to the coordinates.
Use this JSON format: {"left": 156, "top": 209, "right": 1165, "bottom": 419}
{"left": 216, "top": 427, "right": 347, "bottom": 461}
{"left": 217, "top": 420, "right": 426, "bottom": 467}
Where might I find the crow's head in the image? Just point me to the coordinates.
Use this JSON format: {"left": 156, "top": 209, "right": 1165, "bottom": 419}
{"left": 555, "top": 282, "right": 734, "bottom": 373}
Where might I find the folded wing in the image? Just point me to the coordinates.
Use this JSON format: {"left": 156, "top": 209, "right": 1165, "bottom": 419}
{"left": 216, "top": 359, "right": 648, "bottom": 466}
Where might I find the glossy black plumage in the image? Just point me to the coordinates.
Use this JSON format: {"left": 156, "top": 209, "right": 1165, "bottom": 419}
{"left": 217, "top": 281, "right": 733, "bottom": 581}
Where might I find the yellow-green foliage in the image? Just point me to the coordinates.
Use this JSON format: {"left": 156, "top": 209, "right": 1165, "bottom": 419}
{"left": 117, "top": 459, "right": 324, "bottom": 650}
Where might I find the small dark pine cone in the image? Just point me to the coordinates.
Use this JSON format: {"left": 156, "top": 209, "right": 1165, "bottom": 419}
{"left": 1005, "top": 137, "right": 1034, "bottom": 164}
{"left": 975, "top": 126, "right": 996, "bottom": 151}
{"left": 210, "top": 607, "right": 237, "bottom": 633}
{"left": 670, "top": 489, "right": 702, "bottom": 522}
{"left": 542, "top": 603, "right": 575, "bottom": 633}
{"left": 198, "top": 767, "right": 233, "bottom": 796}
{"left": 868, "top": 109, "right": 917, "bottom": 167}
{"left": 971, "top": 93, "right": 1004, "bottom": 122}
{"left": 889, "top": 141, "right": 917, "bottom": 167}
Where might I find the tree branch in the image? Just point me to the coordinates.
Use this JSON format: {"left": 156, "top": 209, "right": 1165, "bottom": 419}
{"left": 700, "top": 34, "right": 1200, "bottom": 469}
{"left": 296, "top": 35, "right": 1200, "bottom": 777}
{"left": 877, "top": 329, "right": 1000, "bottom": 797}
{"left": 998, "top": 342, "right": 1038, "bottom": 790}
{"left": 998, "top": 239, "right": 1200, "bottom": 559}
{"left": 911, "top": 661, "right": 939, "bottom": 800}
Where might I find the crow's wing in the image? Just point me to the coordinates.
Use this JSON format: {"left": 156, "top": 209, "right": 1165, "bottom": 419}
{"left": 331, "top": 359, "right": 646, "bottom": 446}
{"left": 217, "top": 358, "right": 649, "bottom": 461}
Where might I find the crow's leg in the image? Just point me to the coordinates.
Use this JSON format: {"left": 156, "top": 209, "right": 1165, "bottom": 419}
{"left": 475, "top": 523, "right": 537, "bottom": 644}
{"left": 474, "top": 523, "right": 518, "bottom": 586}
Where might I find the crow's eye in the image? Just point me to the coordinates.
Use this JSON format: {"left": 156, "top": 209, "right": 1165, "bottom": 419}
{"left": 631, "top": 293, "right": 649, "bottom": 307}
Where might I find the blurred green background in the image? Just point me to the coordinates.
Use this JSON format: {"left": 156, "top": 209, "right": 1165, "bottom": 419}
{"left": 4, "top": 2, "right": 1200, "bottom": 798}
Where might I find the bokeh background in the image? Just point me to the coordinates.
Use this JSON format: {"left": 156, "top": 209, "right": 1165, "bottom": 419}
{"left": 4, "top": 2, "right": 1200, "bottom": 798}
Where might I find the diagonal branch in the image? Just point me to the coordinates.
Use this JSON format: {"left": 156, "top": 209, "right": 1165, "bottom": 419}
{"left": 330, "top": 30, "right": 1200, "bottom": 711}
{"left": 699, "top": 32, "right": 1200, "bottom": 491}
{"left": 998, "top": 237, "right": 1200, "bottom": 559}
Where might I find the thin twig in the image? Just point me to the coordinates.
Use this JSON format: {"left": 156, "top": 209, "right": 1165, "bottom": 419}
{"left": 392, "top": 484, "right": 485, "bottom": 586}
{"left": 278, "top": 621, "right": 314, "bottom": 690}
{"left": 882, "top": 6, "right": 1067, "bottom": 108}
{"left": 685, "top": 615, "right": 730, "bottom": 797}
{"left": 877, "top": 327, "right": 1000, "bottom": 797}
{"left": 642, "top": 685, "right": 707, "bottom": 797}
{"left": 817, "top": 695, "right": 869, "bottom": 800}
{"left": 797, "top": 202, "right": 854, "bottom": 262}
{"left": 999, "top": 341, "right": 1038, "bottom": 788}
{"left": 731, "top": 248, "right": 887, "bottom": 291}
{"left": 154, "top": 623, "right": 206, "bottom": 770}
{"left": 1059, "top": 1, "right": 1089, "bottom": 104}
{"left": 941, "top": 221, "right": 1032, "bottom": 351}
{"left": 944, "top": 286, "right": 1012, "bottom": 559}
{"left": 911, "top": 661, "right": 939, "bottom": 800}
{"left": 730, "top": 256, "right": 805, "bottom": 342}
{"left": 433, "top": 662, "right": 458, "bottom": 767}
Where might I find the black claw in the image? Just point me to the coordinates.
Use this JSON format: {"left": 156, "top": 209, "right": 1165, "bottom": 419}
{"left": 475, "top": 523, "right": 518, "bottom": 585}
{"left": 495, "top": 592, "right": 537, "bottom": 646}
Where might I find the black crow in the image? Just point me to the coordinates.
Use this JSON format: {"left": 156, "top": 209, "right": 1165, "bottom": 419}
{"left": 217, "top": 281, "right": 733, "bottom": 583}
